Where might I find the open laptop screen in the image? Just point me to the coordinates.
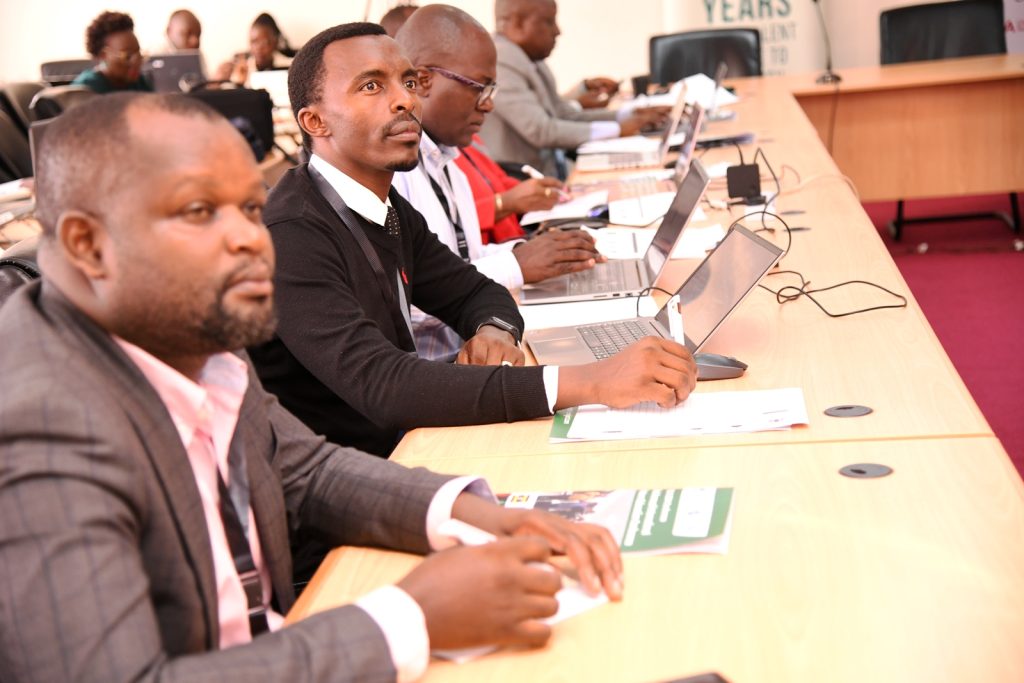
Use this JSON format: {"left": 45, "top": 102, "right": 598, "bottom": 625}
{"left": 655, "top": 225, "right": 782, "bottom": 352}
{"left": 643, "top": 158, "right": 710, "bottom": 281}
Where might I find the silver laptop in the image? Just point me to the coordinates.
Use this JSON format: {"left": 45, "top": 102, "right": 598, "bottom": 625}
{"left": 526, "top": 225, "right": 783, "bottom": 365}
{"left": 249, "top": 69, "right": 291, "bottom": 109}
{"left": 573, "top": 85, "right": 689, "bottom": 173}
{"left": 607, "top": 104, "right": 706, "bottom": 226}
{"left": 144, "top": 51, "right": 205, "bottom": 92}
{"left": 520, "top": 159, "right": 710, "bottom": 305}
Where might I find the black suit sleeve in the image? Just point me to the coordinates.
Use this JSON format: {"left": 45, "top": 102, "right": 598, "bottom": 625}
{"left": 267, "top": 209, "right": 549, "bottom": 432}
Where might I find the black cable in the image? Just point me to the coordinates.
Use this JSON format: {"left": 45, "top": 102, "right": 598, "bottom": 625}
{"left": 731, "top": 141, "right": 745, "bottom": 166}
{"left": 727, "top": 209, "right": 794, "bottom": 260}
{"left": 635, "top": 285, "right": 675, "bottom": 317}
{"left": 758, "top": 270, "right": 908, "bottom": 318}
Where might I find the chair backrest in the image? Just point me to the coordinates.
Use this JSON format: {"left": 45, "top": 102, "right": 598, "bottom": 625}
{"left": 39, "top": 59, "right": 95, "bottom": 86}
{"left": 650, "top": 28, "right": 762, "bottom": 85}
{"left": 0, "top": 234, "right": 41, "bottom": 308}
{"left": 28, "top": 85, "right": 98, "bottom": 122}
{"left": 0, "top": 110, "right": 32, "bottom": 182}
{"left": 187, "top": 88, "right": 275, "bottom": 161}
{"left": 0, "top": 82, "right": 45, "bottom": 133}
{"left": 880, "top": 0, "right": 1006, "bottom": 64}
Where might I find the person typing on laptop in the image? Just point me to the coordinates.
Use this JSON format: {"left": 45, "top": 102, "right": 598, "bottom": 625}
{"left": 481, "top": 0, "right": 668, "bottom": 178}
{"left": 246, "top": 22, "right": 697, "bottom": 458}
{"left": 392, "top": 5, "right": 606, "bottom": 361}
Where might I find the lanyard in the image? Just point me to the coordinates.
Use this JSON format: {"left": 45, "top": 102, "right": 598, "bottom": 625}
{"left": 420, "top": 152, "right": 471, "bottom": 261}
{"left": 307, "top": 165, "right": 416, "bottom": 349}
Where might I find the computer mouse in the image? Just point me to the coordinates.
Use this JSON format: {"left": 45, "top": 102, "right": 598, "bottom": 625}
{"left": 694, "top": 352, "right": 748, "bottom": 381}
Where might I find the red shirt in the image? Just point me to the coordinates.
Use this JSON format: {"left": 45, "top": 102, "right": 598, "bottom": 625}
{"left": 454, "top": 136, "right": 525, "bottom": 244}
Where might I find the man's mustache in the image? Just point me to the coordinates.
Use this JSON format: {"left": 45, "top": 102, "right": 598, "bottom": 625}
{"left": 383, "top": 111, "right": 422, "bottom": 135}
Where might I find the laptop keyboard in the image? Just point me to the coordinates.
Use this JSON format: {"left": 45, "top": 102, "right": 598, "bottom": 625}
{"left": 567, "top": 261, "right": 628, "bottom": 294}
{"left": 578, "top": 320, "right": 657, "bottom": 359}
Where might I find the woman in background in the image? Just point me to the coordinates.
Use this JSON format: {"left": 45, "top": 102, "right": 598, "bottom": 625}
{"left": 72, "top": 12, "right": 153, "bottom": 94}
{"left": 216, "top": 12, "right": 295, "bottom": 86}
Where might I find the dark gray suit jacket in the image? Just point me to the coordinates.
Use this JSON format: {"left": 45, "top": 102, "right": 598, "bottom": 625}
{"left": 480, "top": 34, "right": 617, "bottom": 177}
{"left": 0, "top": 280, "right": 454, "bottom": 682}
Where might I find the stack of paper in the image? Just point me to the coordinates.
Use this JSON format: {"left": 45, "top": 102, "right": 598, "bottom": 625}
{"left": 520, "top": 190, "right": 607, "bottom": 226}
{"left": 551, "top": 388, "right": 809, "bottom": 442}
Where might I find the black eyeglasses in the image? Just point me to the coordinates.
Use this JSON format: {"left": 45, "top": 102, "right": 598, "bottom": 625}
{"left": 426, "top": 66, "right": 499, "bottom": 106}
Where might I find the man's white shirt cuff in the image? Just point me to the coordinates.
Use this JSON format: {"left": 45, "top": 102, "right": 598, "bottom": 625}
{"left": 589, "top": 120, "right": 621, "bottom": 141}
{"left": 356, "top": 586, "right": 429, "bottom": 683}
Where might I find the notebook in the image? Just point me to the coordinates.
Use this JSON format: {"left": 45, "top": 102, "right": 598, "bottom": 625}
{"left": 519, "top": 160, "right": 710, "bottom": 305}
{"left": 525, "top": 225, "right": 783, "bottom": 365}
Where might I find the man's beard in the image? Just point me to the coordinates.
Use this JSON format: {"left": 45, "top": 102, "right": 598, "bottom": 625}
{"left": 386, "top": 158, "right": 419, "bottom": 172}
{"left": 197, "top": 292, "right": 277, "bottom": 351}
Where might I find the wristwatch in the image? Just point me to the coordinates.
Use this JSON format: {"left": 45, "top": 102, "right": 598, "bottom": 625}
{"left": 476, "top": 316, "right": 522, "bottom": 345}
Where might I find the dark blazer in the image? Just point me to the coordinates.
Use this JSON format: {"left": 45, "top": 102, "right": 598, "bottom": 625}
{"left": 249, "top": 164, "right": 550, "bottom": 456}
{"left": 0, "top": 280, "right": 454, "bottom": 682}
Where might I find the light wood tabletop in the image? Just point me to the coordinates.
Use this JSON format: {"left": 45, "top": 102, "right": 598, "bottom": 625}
{"left": 766, "top": 54, "right": 1024, "bottom": 202}
{"left": 289, "top": 436, "right": 1024, "bottom": 683}
{"left": 391, "top": 83, "right": 992, "bottom": 464}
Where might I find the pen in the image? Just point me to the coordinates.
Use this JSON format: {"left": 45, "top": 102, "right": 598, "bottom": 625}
{"left": 521, "top": 164, "right": 571, "bottom": 201}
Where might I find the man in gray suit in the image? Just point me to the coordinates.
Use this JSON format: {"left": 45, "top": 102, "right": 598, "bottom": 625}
{"left": 0, "top": 93, "right": 622, "bottom": 681}
{"left": 480, "top": 0, "right": 666, "bottom": 177}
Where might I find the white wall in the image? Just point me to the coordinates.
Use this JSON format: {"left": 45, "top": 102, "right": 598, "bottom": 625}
{"left": 0, "top": 1, "right": 1014, "bottom": 88}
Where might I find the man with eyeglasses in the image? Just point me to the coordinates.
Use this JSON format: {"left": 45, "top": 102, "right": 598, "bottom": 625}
{"left": 392, "top": 4, "right": 604, "bottom": 361}
{"left": 72, "top": 11, "right": 153, "bottom": 94}
{"left": 248, "top": 21, "right": 697, "bottom": 462}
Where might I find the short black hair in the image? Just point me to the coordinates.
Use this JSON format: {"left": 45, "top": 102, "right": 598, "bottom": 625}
{"left": 288, "top": 22, "right": 387, "bottom": 152}
{"left": 85, "top": 11, "right": 134, "bottom": 57}
{"left": 35, "top": 93, "right": 223, "bottom": 239}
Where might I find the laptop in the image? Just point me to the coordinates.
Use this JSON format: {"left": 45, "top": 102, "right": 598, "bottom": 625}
{"left": 607, "top": 104, "right": 706, "bottom": 225}
{"left": 525, "top": 225, "right": 783, "bottom": 366}
{"left": 573, "top": 84, "right": 689, "bottom": 173}
{"left": 520, "top": 159, "right": 710, "bottom": 305}
{"left": 144, "top": 51, "right": 206, "bottom": 92}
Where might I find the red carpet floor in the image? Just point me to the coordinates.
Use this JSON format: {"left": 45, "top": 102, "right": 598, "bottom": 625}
{"left": 862, "top": 195, "right": 1024, "bottom": 476}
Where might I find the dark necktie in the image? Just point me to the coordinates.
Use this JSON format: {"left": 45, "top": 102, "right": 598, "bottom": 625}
{"left": 384, "top": 206, "right": 401, "bottom": 238}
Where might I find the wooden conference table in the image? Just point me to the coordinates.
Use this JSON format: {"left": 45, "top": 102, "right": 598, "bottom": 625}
{"left": 288, "top": 62, "right": 1024, "bottom": 682}
{"left": 783, "top": 54, "right": 1024, "bottom": 203}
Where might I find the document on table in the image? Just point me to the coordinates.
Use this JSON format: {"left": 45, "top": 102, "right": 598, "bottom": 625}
{"left": 550, "top": 388, "right": 809, "bottom": 442}
{"left": 584, "top": 226, "right": 656, "bottom": 260}
{"left": 520, "top": 190, "right": 608, "bottom": 225}
{"left": 670, "top": 223, "right": 726, "bottom": 259}
{"left": 576, "top": 134, "right": 662, "bottom": 155}
{"left": 682, "top": 73, "right": 739, "bottom": 110}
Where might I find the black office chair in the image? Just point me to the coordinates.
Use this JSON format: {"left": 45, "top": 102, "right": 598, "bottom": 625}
{"left": 0, "top": 82, "right": 45, "bottom": 134}
{"left": 39, "top": 59, "right": 95, "bottom": 86}
{"left": 879, "top": 0, "right": 1016, "bottom": 239}
{"left": 649, "top": 29, "right": 762, "bottom": 85}
{"left": 187, "top": 88, "right": 276, "bottom": 162}
{"left": 0, "top": 234, "right": 41, "bottom": 308}
{"left": 28, "top": 85, "right": 98, "bottom": 122}
{"left": 0, "top": 110, "right": 32, "bottom": 182}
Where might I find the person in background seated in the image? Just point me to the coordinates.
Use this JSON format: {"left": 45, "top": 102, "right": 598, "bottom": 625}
{"left": 216, "top": 12, "right": 295, "bottom": 86}
{"left": 161, "top": 9, "right": 202, "bottom": 52}
{"left": 72, "top": 11, "right": 154, "bottom": 94}
{"left": 480, "top": 0, "right": 666, "bottom": 178}
{"left": 455, "top": 135, "right": 561, "bottom": 244}
{"left": 379, "top": 3, "right": 419, "bottom": 37}
{"left": 392, "top": 5, "right": 603, "bottom": 361}
{"left": 247, "top": 22, "right": 697, "bottom": 457}
{"left": 0, "top": 91, "right": 624, "bottom": 682}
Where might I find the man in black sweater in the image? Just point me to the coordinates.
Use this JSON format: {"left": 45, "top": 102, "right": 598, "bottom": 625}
{"left": 250, "top": 22, "right": 696, "bottom": 456}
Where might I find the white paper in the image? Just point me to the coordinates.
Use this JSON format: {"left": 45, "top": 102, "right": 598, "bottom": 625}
{"left": 703, "top": 161, "right": 732, "bottom": 179}
{"left": 583, "top": 226, "right": 655, "bottom": 260}
{"left": 670, "top": 224, "right": 726, "bottom": 259}
{"left": 520, "top": 190, "right": 608, "bottom": 226}
{"left": 521, "top": 296, "right": 659, "bottom": 332}
{"left": 557, "top": 388, "right": 809, "bottom": 442}
{"left": 608, "top": 191, "right": 677, "bottom": 226}
{"left": 682, "top": 73, "right": 739, "bottom": 110}
{"left": 576, "top": 135, "right": 662, "bottom": 155}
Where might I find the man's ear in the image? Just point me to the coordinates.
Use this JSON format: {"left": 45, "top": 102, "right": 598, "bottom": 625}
{"left": 416, "top": 67, "right": 433, "bottom": 96}
{"left": 296, "top": 105, "right": 329, "bottom": 142}
{"left": 55, "top": 210, "right": 110, "bottom": 280}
